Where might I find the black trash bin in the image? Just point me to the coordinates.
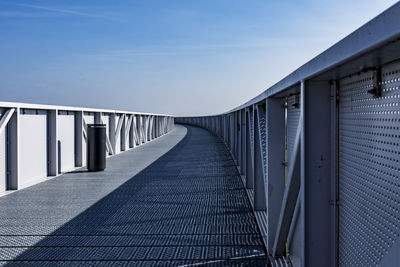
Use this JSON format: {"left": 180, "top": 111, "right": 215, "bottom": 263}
{"left": 87, "top": 124, "right": 106, "bottom": 171}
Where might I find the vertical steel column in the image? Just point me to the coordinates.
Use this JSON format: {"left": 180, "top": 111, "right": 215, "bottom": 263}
{"left": 301, "top": 80, "right": 334, "bottom": 267}
{"left": 74, "top": 111, "right": 83, "bottom": 166}
{"left": 330, "top": 81, "right": 338, "bottom": 267}
{"left": 47, "top": 110, "right": 57, "bottom": 176}
{"left": 155, "top": 116, "right": 159, "bottom": 138}
{"left": 109, "top": 113, "right": 116, "bottom": 154}
{"left": 229, "top": 114, "right": 234, "bottom": 152}
{"left": 245, "top": 108, "right": 254, "bottom": 189}
{"left": 6, "top": 108, "right": 19, "bottom": 190}
{"left": 136, "top": 115, "right": 141, "bottom": 145}
{"left": 151, "top": 116, "right": 155, "bottom": 140}
{"left": 240, "top": 109, "right": 246, "bottom": 176}
{"left": 120, "top": 115, "right": 126, "bottom": 151}
{"left": 237, "top": 110, "right": 242, "bottom": 170}
{"left": 129, "top": 115, "right": 134, "bottom": 149}
{"left": 233, "top": 112, "right": 237, "bottom": 159}
{"left": 223, "top": 116, "right": 227, "bottom": 144}
{"left": 266, "top": 96, "right": 286, "bottom": 251}
{"left": 121, "top": 115, "right": 127, "bottom": 151}
{"left": 254, "top": 105, "right": 267, "bottom": 211}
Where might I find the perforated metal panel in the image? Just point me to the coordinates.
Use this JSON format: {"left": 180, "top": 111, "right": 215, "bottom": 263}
{"left": 58, "top": 112, "right": 75, "bottom": 172}
{"left": 338, "top": 62, "right": 400, "bottom": 266}
{"left": 19, "top": 110, "right": 47, "bottom": 187}
{"left": 249, "top": 110, "right": 254, "bottom": 156}
{"left": 287, "top": 94, "right": 300, "bottom": 164}
{"left": 257, "top": 106, "right": 267, "bottom": 171}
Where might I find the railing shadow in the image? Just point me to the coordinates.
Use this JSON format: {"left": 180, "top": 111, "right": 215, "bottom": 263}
{"left": 5, "top": 125, "right": 267, "bottom": 265}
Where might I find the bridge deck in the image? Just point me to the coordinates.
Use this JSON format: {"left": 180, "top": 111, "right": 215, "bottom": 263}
{"left": 0, "top": 125, "right": 267, "bottom": 266}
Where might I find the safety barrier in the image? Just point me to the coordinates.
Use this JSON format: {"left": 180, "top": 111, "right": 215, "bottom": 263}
{"left": 176, "top": 3, "right": 400, "bottom": 267}
{"left": 0, "top": 102, "right": 174, "bottom": 194}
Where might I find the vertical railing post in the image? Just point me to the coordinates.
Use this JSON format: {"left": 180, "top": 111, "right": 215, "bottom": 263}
{"left": 254, "top": 105, "right": 267, "bottom": 211}
{"left": 109, "top": 113, "right": 116, "bottom": 155}
{"left": 6, "top": 108, "right": 19, "bottom": 190}
{"left": 230, "top": 114, "right": 234, "bottom": 153}
{"left": 240, "top": 109, "right": 246, "bottom": 176}
{"left": 266, "top": 96, "right": 286, "bottom": 251}
{"left": 74, "top": 111, "right": 83, "bottom": 167}
{"left": 237, "top": 111, "right": 242, "bottom": 171}
{"left": 47, "top": 109, "right": 57, "bottom": 176}
{"left": 120, "top": 114, "right": 126, "bottom": 151}
{"left": 301, "top": 80, "right": 334, "bottom": 267}
{"left": 129, "top": 115, "right": 134, "bottom": 149}
{"left": 245, "top": 108, "right": 254, "bottom": 189}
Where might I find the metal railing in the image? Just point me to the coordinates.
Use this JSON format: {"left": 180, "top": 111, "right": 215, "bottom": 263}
{"left": 0, "top": 102, "right": 174, "bottom": 194}
{"left": 176, "top": 3, "right": 400, "bottom": 267}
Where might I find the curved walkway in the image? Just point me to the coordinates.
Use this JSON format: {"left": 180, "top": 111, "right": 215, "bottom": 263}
{"left": 0, "top": 125, "right": 267, "bottom": 266}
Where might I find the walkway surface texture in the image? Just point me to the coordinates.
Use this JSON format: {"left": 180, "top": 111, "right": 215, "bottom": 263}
{"left": 0, "top": 125, "right": 268, "bottom": 266}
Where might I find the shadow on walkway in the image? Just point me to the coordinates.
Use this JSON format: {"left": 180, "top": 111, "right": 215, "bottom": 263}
{"left": 1, "top": 125, "right": 268, "bottom": 266}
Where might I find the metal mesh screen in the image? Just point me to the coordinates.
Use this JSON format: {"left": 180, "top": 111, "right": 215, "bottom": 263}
{"left": 338, "top": 62, "right": 400, "bottom": 266}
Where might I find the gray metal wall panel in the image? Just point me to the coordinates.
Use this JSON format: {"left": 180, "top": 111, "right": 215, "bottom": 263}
{"left": 338, "top": 62, "right": 400, "bottom": 266}
{"left": 19, "top": 111, "right": 47, "bottom": 187}
{"left": 57, "top": 113, "right": 75, "bottom": 172}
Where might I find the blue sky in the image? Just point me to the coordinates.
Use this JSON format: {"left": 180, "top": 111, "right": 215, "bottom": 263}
{"left": 0, "top": 0, "right": 397, "bottom": 116}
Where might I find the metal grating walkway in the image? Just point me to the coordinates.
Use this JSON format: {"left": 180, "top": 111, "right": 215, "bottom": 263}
{"left": 0, "top": 124, "right": 268, "bottom": 266}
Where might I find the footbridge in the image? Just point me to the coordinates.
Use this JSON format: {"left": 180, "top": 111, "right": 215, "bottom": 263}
{"left": 1, "top": 3, "right": 400, "bottom": 267}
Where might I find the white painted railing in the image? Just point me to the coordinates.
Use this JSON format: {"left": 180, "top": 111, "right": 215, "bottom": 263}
{"left": 0, "top": 102, "right": 174, "bottom": 194}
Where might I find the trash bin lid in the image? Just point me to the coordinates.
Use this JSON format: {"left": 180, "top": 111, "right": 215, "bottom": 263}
{"left": 87, "top": 124, "right": 106, "bottom": 128}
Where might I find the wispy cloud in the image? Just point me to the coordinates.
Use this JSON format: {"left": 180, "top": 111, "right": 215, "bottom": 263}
{"left": 1, "top": 2, "right": 116, "bottom": 20}
{"left": 0, "top": 10, "right": 59, "bottom": 18}
{"left": 87, "top": 39, "right": 275, "bottom": 62}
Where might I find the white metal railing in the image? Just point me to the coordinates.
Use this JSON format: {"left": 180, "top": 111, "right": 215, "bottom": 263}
{"left": 0, "top": 101, "right": 174, "bottom": 194}
{"left": 176, "top": 3, "right": 400, "bottom": 267}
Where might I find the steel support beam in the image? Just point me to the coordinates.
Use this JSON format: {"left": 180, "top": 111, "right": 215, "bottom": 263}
{"left": 0, "top": 109, "right": 15, "bottom": 134}
{"left": 301, "top": 80, "right": 334, "bottom": 267}
{"left": 266, "top": 97, "right": 286, "bottom": 252}
{"left": 47, "top": 110, "right": 57, "bottom": 176}
{"left": 240, "top": 109, "right": 246, "bottom": 176}
{"left": 6, "top": 108, "right": 18, "bottom": 190}
{"left": 254, "top": 105, "right": 266, "bottom": 211}
{"left": 74, "top": 111, "right": 83, "bottom": 166}
{"left": 109, "top": 113, "right": 116, "bottom": 154}
{"left": 245, "top": 108, "right": 254, "bottom": 189}
{"left": 273, "top": 120, "right": 301, "bottom": 256}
